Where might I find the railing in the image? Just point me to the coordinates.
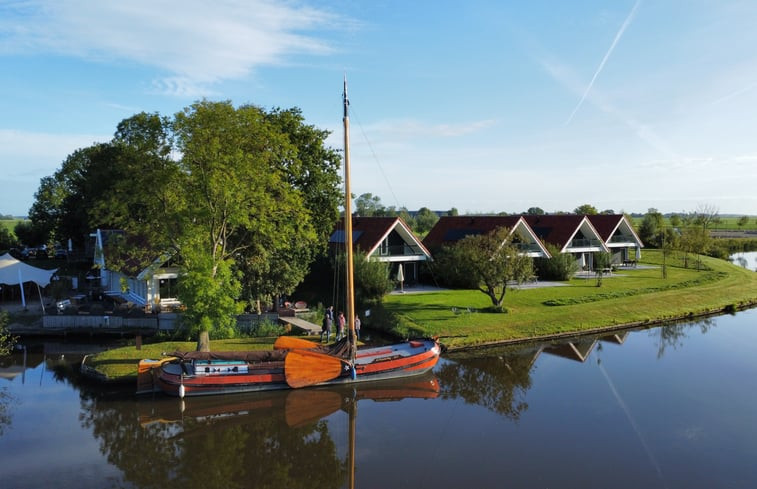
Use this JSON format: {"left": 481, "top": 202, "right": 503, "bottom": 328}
{"left": 569, "top": 238, "right": 602, "bottom": 248}
{"left": 608, "top": 235, "right": 636, "bottom": 244}
{"left": 377, "top": 244, "right": 426, "bottom": 257}
{"left": 514, "top": 243, "right": 544, "bottom": 254}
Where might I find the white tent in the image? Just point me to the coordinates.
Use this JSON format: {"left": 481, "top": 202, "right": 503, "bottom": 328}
{"left": 0, "top": 253, "right": 57, "bottom": 310}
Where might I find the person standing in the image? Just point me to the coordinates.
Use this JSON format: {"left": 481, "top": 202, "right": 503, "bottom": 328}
{"left": 337, "top": 311, "right": 346, "bottom": 340}
{"left": 354, "top": 315, "right": 361, "bottom": 340}
{"left": 322, "top": 306, "right": 334, "bottom": 343}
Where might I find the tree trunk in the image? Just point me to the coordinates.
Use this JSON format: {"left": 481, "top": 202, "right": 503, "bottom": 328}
{"left": 196, "top": 330, "right": 210, "bottom": 352}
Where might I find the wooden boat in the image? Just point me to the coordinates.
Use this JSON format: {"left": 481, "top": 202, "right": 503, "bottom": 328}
{"left": 140, "top": 78, "right": 441, "bottom": 397}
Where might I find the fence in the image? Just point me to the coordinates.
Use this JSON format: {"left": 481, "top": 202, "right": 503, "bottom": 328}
{"left": 41, "top": 312, "right": 280, "bottom": 333}
{"left": 43, "top": 314, "right": 178, "bottom": 331}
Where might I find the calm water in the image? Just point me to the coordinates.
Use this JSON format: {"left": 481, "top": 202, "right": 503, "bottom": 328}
{"left": 2, "top": 309, "right": 757, "bottom": 488}
{"left": 731, "top": 250, "right": 757, "bottom": 271}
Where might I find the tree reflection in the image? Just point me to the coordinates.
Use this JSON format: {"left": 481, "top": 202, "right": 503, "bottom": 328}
{"left": 0, "top": 387, "right": 15, "bottom": 437}
{"left": 651, "top": 317, "right": 716, "bottom": 359}
{"left": 437, "top": 346, "right": 538, "bottom": 420}
{"left": 78, "top": 389, "right": 346, "bottom": 489}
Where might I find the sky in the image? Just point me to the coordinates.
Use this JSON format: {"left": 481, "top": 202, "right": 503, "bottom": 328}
{"left": 1, "top": 0, "right": 757, "bottom": 217}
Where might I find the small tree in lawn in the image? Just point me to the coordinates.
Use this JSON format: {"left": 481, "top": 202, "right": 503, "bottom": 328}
{"left": 593, "top": 251, "right": 612, "bottom": 287}
{"left": 445, "top": 227, "right": 533, "bottom": 312}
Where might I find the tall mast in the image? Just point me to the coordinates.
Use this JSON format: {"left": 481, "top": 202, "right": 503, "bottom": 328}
{"left": 343, "top": 76, "right": 357, "bottom": 361}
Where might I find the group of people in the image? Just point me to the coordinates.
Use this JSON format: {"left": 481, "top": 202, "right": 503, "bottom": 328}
{"left": 321, "top": 305, "right": 361, "bottom": 343}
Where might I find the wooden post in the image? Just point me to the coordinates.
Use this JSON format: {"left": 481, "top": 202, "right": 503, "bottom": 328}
{"left": 135, "top": 334, "right": 142, "bottom": 350}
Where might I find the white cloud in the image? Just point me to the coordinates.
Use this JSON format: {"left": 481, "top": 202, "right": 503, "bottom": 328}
{"left": 0, "top": 0, "right": 344, "bottom": 95}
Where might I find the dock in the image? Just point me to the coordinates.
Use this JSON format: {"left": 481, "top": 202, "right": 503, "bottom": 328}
{"left": 278, "top": 316, "right": 321, "bottom": 335}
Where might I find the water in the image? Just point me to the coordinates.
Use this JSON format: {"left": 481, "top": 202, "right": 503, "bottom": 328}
{"left": 731, "top": 250, "right": 757, "bottom": 271}
{"left": 3, "top": 310, "right": 757, "bottom": 488}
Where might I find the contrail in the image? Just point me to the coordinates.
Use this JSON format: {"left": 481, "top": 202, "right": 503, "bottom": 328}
{"left": 565, "top": 0, "right": 642, "bottom": 125}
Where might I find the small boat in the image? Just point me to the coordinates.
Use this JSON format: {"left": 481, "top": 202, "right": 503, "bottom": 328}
{"left": 140, "top": 78, "right": 441, "bottom": 397}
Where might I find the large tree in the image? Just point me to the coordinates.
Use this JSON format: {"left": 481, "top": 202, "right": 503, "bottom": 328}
{"left": 28, "top": 102, "right": 342, "bottom": 338}
{"left": 437, "top": 227, "right": 533, "bottom": 310}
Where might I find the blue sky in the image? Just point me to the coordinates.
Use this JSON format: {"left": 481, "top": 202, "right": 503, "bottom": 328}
{"left": 1, "top": 0, "right": 756, "bottom": 217}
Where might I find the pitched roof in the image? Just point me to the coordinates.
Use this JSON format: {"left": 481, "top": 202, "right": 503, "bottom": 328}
{"left": 521, "top": 214, "right": 588, "bottom": 249}
{"left": 586, "top": 214, "right": 643, "bottom": 246}
{"left": 331, "top": 216, "right": 431, "bottom": 258}
{"left": 422, "top": 215, "right": 524, "bottom": 250}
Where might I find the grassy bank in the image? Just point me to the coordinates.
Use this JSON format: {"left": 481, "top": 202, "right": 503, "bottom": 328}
{"left": 380, "top": 250, "right": 757, "bottom": 349}
{"left": 85, "top": 250, "right": 757, "bottom": 381}
{"left": 84, "top": 337, "right": 276, "bottom": 381}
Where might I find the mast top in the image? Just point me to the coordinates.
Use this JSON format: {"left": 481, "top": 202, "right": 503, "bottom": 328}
{"left": 343, "top": 75, "right": 349, "bottom": 119}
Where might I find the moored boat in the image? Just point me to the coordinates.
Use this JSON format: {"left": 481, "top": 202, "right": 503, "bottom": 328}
{"left": 140, "top": 78, "right": 441, "bottom": 397}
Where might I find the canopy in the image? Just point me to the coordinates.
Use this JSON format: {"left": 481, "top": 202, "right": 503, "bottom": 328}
{"left": 0, "top": 253, "right": 57, "bottom": 287}
{"left": 0, "top": 253, "right": 57, "bottom": 309}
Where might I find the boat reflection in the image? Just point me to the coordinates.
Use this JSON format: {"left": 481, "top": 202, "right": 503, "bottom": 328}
{"left": 137, "top": 372, "right": 440, "bottom": 429}
{"left": 82, "top": 373, "right": 440, "bottom": 489}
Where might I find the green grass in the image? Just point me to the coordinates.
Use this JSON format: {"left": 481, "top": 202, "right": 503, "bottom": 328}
{"left": 84, "top": 337, "right": 277, "bottom": 380}
{"left": 632, "top": 216, "right": 757, "bottom": 231}
{"left": 86, "top": 250, "right": 757, "bottom": 381}
{"left": 380, "top": 250, "right": 757, "bottom": 350}
{"left": 0, "top": 219, "right": 24, "bottom": 238}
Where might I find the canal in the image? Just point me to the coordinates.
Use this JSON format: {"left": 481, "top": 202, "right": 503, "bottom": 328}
{"left": 2, "top": 308, "right": 757, "bottom": 488}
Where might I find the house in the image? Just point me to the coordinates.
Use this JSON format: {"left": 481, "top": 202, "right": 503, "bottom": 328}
{"left": 91, "top": 229, "right": 180, "bottom": 309}
{"left": 586, "top": 214, "right": 643, "bottom": 265}
{"left": 330, "top": 217, "right": 433, "bottom": 284}
{"left": 422, "top": 216, "right": 551, "bottom": 258}
{"left": 522, "top": 214, "right": 608, "bottom": 270}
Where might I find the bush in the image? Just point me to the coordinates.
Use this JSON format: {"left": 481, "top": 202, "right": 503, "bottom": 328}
{"left": 535, "top": 243, "right": 578, "bottom": 280}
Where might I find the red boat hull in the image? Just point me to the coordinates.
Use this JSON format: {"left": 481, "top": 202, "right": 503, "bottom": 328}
{"left": 152, "top": 339, "right": 441, "bottom": 397}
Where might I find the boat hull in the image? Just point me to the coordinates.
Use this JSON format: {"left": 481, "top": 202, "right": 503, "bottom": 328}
{"left": 151, "top": 339, "right": 441, "bottom": 397}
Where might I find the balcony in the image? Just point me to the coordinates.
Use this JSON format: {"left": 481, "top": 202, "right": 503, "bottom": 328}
{"left": 569, "top": 238, "right": 602, "bottom": 249}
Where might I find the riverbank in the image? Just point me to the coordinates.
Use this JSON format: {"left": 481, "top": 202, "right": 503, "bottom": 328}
{"left": 78, "top": 250, "right": 757, "bottom": 381}
{"left": 381, "top": 250, "right": 757, "bottom": 350}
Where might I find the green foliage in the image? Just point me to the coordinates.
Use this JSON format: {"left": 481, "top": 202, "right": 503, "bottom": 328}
{"left": 0, "top": 312, "right": 17, "bottom": 357}
{"left": 178, "top": 252, "right": 243, "bottom": 339}
{"left": 534, "top": 243, "right": 579, "bottom": 280}
{"left": 334, "top": 249, "right": 394, "bottom": 308}
{"left": 573, "top": 204, "right": 598, "bottom": 215}
{"left": 248, "top": 319, "right": 285, "bottom": 338}
{"left": 0, "top": 226, "right": 16, "bottom": 251}
{"left": 436, "top": 227, "right": 533, "bottom": 307}
{"left": 13, "top": 220, "right": 47, "bottom": 247}
{"left": 413, "top": 207, "right": 439, "bottom": 235}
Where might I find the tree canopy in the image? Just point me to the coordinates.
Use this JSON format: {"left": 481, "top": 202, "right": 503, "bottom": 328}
{"left": 435, "top": 227, "right": 533, "bottom": 310}
{"left": 29, "top": 101, "right": 342, "bottom": 337}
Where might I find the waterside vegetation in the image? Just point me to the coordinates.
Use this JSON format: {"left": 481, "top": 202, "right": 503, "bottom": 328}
{"left": 85, "top": 250, "right": 757, "bottom": 381}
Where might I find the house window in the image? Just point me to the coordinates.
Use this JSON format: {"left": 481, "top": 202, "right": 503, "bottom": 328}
{"left": 159, "top": 277, "right": 178, "bottom": 300}
{"left": 380, "top": 238, "right": 389, "bottom": 256}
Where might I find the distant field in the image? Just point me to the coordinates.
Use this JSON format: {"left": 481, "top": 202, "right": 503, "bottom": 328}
{"left": 632, "top": 216, "right": 757, "bottom": 231}
{"left": 0, "top": 219, "right": 25, "bottom": 238}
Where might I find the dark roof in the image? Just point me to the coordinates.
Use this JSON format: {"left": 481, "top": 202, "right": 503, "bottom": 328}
{"left": 331, "top": 216, "right": 428, "bottom": 255}
{"left": 422, "top": 216, "right": 523, "bottom": 250}
{"left": 585, "top": 214, "right": 627, "bottom": 241}
{"left": 521, "top": 214, "right": 587, "bottom": 248}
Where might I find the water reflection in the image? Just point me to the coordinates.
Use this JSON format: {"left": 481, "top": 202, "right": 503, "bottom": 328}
{"left": 79, "top": 374, "right": 439, "bottom": 489}
{"left": 438, "top": 317, "right": 721, "bottom": 423}
{"left": 2, "top": 313, "right": 757, "bottom": 488}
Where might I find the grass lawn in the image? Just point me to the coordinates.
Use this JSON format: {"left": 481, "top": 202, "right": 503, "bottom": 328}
{"left": 84, "top": 250, "right": 757, "bottom": 381}
{"left": 84, "top": 337, "right": 277, "bottom": 381}
{"left": 380, "top": 250, "right": 757, "bottom": 349}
